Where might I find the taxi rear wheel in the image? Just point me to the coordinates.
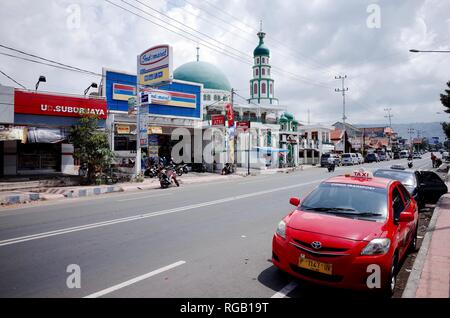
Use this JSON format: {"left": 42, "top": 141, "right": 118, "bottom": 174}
{"left": 409, "top": 226, "right": 419, "bottom": 253}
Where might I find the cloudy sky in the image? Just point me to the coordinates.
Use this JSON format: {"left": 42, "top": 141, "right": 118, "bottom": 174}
{"left": 1, "top": 0, "right": 449, "bottom": 126}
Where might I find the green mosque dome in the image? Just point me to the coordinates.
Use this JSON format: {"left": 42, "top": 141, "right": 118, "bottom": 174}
{"left": 173, "top": 61, "right": 231, "bottom": 91}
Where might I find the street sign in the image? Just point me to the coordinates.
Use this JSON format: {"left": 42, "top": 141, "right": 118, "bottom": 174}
{"left": 236, "top": 121, "right": 250, "bottom": 132}
{"left": 139, "top": 105, "right": 149, "bottom": 147}
{"left": 211, "top": 115, "right": 225, "bottom": 126}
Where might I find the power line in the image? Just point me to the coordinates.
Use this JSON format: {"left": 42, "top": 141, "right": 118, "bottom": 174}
{"left": 0, "top": 69, "right": 26, "bottom": 89}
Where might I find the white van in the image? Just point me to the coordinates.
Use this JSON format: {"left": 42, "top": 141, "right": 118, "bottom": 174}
{"left": 400, "top": 150, "right": 409, "bottom": 159}
{"left": 342, "top": 153, "right": 358, "bottom": 165}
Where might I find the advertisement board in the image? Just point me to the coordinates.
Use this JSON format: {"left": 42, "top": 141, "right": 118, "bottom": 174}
{"left": 138, "top": 45, "right": 173, "bottom": 87}
{"left": 15, "top": 90, "right": 107, "bottom": 119}
{"left": 113, "top": 83, "right": 136, "bottom": 101}
{"left": 104, "top": 69, "right": 202, "bottom": 119}
{"left": 211, "top": 115, "right": 225, "bottom": 126}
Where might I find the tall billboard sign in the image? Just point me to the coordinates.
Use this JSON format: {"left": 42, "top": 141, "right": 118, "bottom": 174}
{"left": 137, "top": 45, "right": 173, "bottom": 87}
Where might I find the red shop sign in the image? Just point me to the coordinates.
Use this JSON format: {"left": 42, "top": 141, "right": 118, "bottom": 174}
{"left": 14, "top": 90, "right": 107, "bottom": 119}
{"left": 211, "top": 115, "right": 225, "bottom": 126}
{"left": 236, "top": 121, "right": 250, "bottom": 131}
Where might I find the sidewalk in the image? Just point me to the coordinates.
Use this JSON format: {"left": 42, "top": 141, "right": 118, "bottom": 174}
{"left": 0, "top": 172, "right": 243, "bottom": 206}
{"left": 403, "top": 190, "right": 450, "bottom": 298}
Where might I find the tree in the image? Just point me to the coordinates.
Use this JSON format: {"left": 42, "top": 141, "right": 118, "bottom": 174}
{"left": 69, "top": 115, "right": 115, "bottom": 183}
{"left": 440, "top": 81, "right": 450, "bottom": 138}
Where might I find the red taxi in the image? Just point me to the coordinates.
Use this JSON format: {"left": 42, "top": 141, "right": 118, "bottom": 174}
{"left": 272, "top": 170, "right": 418, "bottom": 295}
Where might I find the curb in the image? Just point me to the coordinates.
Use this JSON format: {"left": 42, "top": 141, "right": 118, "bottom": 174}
{"left": 402, "top": 194, "right": 445, "bottom": 298}
{"left": 0, "top": 192, "right": 41, "bottom": 205}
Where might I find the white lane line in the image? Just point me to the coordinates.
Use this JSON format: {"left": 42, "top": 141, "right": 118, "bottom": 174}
{"left": 271, "top": 281, "right": 298, "bottom": 298}
{"left": 83, "top": 260, "right": 186, "bottom": 298}
{"left": 116, "top": 193, "right": 171, "bottom": 202}
{"left": 0, "top": 180, "right": 320, "bottom": 247}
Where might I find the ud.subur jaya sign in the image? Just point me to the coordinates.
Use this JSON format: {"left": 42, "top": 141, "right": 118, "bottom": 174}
{"left": 137, "top": 45, "right": 173, "bottom": 86}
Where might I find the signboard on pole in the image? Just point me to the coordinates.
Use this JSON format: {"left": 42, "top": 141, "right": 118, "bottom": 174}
{"left": 236, "top": 121, "right": 250, "bottom": 132}
{"left": 137, "top": 45, "right": 173, "bottom": 87}
{"left": 139, "top": 105, "right": 149, "bottom": 147}
{"left": 128, "top": 97, "right": 136, "bottom": 116}
{"left": 211, "top": 115, "right": 225, "bottom": 127}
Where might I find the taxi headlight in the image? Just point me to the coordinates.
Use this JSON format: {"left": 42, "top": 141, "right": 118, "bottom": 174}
{"left": 276, "top": 220, "right": 286, "bottom": 239}
{"left": 361, "top": 238, "right": 391, "bottom": 255}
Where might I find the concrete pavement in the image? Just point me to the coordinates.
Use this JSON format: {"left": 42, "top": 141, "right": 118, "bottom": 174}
{"left": 0, "top": 157, "right": 434, "bottom": 298}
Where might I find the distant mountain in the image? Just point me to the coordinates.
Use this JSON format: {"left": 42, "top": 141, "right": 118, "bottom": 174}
{"left": 356, "top": 122, "right": 446, "bottom": 141}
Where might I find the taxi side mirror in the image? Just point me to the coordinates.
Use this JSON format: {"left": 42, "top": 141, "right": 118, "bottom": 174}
{"left": 398, "top": 211, "right": 414, "bottom": 223}
{"left": 289, "top": 197, "right": 300, "bottom": 207}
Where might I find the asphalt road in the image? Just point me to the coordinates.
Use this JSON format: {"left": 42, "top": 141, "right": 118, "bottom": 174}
{"left": 0, "top": 157, "right": 433, "bottom": 298}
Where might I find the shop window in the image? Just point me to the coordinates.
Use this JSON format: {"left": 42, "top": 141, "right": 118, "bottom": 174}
{"left": 262, "top": 82, "right": 266, "bottom": 94}
{"left": 18, "top": 143, "right": 61, "bottom": 172}
{"left": 114, "top": 135, "right": 136, "bottom": 151}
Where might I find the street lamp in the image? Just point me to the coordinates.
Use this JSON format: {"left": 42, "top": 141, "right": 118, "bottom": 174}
{"left": 35, "top": 75, "right": 46, "bottom": 91}
{"left": 409, "top": 49, "right": 450, "bottom": 53}
{"left": 84, "top": 82, "right": 98, "bottom": 95}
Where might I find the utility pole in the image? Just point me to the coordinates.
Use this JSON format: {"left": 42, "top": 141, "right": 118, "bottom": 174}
{"left": 335, "top": 75, "right": 348, "bottom": 152}
{"left": 408, "top": 127, "right": 415, "bottom": 154}
{"left": 307, "top": 108, "right": 310, "bottom": 125}
{"left": 384, "top": 107, "right": 393, "bottom": 153}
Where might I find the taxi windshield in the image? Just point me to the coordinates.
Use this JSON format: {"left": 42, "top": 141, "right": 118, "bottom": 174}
{"left": 300, "top": 182, "right": 388, "bottom": 220}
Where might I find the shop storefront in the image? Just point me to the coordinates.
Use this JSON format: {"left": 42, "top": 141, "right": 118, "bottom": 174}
{"left": 102, "top": 68, "right": 203, "bottom": 171}
{"left": 0, "top": 88, "right": 107, "bottom": 176}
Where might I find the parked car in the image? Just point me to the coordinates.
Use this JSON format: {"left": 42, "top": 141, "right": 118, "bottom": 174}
{"left": 320, "top": 153, "right": 341, "bottom": 167}
{"left": 356, "top": 153, "right": 364, "bottom": 164}
{"left": 272, "top": 169, "right": 419, "bottom": 296}
{"left": 374, "top": 166, "right": 448, "bottom": 209}
{"left": 378, "top": 153, "right": 389, "bottom": 161}
{"left": 412, "top": 153, "right": 422, "bottom": 159}
{"left": 365, "top": 153, "right": 379, "bottom": 163}
{"left": 342, "top": 153, "right": 358, "bottom": 166}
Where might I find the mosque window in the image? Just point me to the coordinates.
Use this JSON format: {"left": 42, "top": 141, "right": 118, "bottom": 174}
{"left": 270, "top": 83, "right": 273, "bottom": 95}
{"left": 255, "top": 68, "right": 259, "bottom": 76}
{"left": 253, "top": 83, "right": 258, "bottom": 95}
{"left": 262, "top": 82, "right": 266, "bottom": 94}
{"left": 268, "top": 68, "right": 270, "bottom": 75}
{"left": 262, "top": 57, "right": 266, "bottom": 64}
{"left": 262, "top": 68, "right": 265, "bottom": 76}
{"left": 256, "top": 57, "right": 260, "bottom": 64}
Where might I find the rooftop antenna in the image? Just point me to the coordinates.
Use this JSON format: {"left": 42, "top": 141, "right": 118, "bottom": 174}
{"left": 196, "top": 46, "right": 200, "bottom": 62}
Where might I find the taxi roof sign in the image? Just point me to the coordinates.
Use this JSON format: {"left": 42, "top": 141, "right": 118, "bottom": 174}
{"left": 348, "top": 169, "right": 373, "bottom": 179}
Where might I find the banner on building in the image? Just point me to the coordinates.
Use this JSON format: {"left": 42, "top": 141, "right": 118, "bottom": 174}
{"left": 14, "top": 90, "right": 107, "bottom": 119}
{"left": 225, "top": 103, "right": 235, "bottom": 127}
{"left": 113, "top": 83, "right": 136, "bottom": 101}
{"left": 116, "top": 124, "right": 131, "bottom": 134}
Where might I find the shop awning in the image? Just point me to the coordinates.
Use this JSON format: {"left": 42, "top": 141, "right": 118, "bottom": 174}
{"left": 254, "top": 147, "right": 289, "bottom": 153}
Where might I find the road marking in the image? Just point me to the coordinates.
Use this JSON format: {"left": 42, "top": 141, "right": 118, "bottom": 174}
{"left": 83, "top": 261, "right": 186, "bottom": 298}
{"left": 271, "top": 281, "right": 298, "bottom": 298}
{"left": 0, "top": 180, "right": 320, "bottom": 247}
{"left": 116, "top": 193, "right": 171, "bottom": 202}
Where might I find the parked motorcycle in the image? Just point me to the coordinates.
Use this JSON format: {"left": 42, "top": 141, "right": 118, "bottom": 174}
{"left": 221, "top": 163, "right": 235, "bottom": 175}
{"left": 144, "top": 165, "right": 158, "bottom": 178}
{"left": 158, "top": 168, "right": 180, "bottom": 189}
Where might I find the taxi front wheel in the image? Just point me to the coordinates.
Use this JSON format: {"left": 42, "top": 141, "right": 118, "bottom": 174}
{"left": 382, "top": 256, "right": 398, "bottom": 298}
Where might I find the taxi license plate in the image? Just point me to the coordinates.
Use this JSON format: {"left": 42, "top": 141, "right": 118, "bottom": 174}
{"left": 298, "top": 257, "right": 333, "bottom": 275}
